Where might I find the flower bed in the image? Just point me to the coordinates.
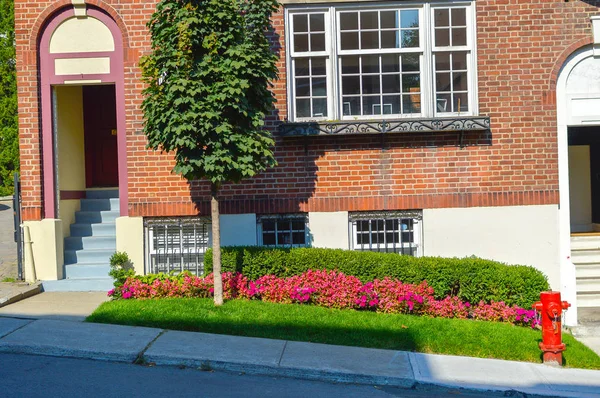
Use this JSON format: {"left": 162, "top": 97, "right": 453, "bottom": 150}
{"left": 108, "top": 270, "right": 540, "bottom": 328}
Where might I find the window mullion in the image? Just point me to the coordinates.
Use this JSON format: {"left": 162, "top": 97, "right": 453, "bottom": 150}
{"left": 422, "top": 2, "right": 433, "bottom": 118}
{"left": 330, "top": 6, "right": 338, "bottom": 120}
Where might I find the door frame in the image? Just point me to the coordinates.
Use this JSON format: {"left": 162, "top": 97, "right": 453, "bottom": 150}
{"left": 39, "top": 6, "right": 128, "bottom": 218}
{"left": 557, "top": 46, "right": 600, "bottom": 325}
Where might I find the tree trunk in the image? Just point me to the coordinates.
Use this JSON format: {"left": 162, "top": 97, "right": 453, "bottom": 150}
{"left": 211, "top": 183, "right": 223, "bottom": 306}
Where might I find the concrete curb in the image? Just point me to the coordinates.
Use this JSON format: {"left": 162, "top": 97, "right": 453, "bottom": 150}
{"left": 0, "top": 283, "right": 42, "bottom": 308}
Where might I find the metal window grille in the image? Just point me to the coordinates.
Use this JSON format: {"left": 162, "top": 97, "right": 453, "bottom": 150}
{"left": 144, "top": 218, "right": 210, "bottom": 275}
{"left": 350, "top": 211, "right": 422, "bottom": 256}
{"left": 257, "top": 214, "right": 309, "bottom": 247}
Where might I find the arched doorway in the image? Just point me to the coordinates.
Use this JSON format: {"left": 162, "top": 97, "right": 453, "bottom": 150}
{"left": 39, "top": 5, "right": 127, "bottom": 221}
{"left": 557, "top": 46, "right": 600, "bottom": 325}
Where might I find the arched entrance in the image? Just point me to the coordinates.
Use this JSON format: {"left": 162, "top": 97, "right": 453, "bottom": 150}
{"left": 557, "top": 46, "right": 600, "bottom": 325}
{"left": 39, "top": 5, "right": 127, "bottom": 220}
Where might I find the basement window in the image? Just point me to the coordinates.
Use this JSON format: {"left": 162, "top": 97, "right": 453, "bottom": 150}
{"left": 350, "top": 211, "right": 422, "bottom": 256}
{"left": 257, "top": 214, "right": 310, "bottom": 247}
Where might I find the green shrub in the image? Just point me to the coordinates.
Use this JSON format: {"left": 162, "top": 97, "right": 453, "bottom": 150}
{"left": 109, "top": 251, "right": 135, "bottom": 288}
{"left": 204, "top": 247, "right": 549, "bottom": 308}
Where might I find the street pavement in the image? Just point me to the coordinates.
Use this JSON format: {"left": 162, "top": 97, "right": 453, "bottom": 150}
{"left": 0, "top": 198, "right": 17, "bottom": 280}
{"left": 0, "top": 353, "right": 505, "bottom": 398}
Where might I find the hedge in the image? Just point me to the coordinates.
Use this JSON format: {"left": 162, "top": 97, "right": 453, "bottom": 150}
{"left": 204, "top": 247, "right": 549, "bottom": 308}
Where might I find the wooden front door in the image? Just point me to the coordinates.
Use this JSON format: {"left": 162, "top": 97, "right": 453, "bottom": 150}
{"left": 83, "top": 85, "right": 118, "bottom": 187}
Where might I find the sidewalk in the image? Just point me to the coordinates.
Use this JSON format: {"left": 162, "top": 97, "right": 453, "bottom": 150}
{"left": 0, "top": 315, "right": 599, "bottom": 397}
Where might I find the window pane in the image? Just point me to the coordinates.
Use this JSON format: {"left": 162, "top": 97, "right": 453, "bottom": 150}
{"left": 381, "top": 31, "right": 399, "bottom": 49}
{"left": 435, "top": 29, "right": 450, "bottom": 47}
{"left": 294, "top": 34, "right": 309, "bottom": 52}
{"left": 263, "top": 232, "right": 276, "bottom": 245}
{"left": 296, "top": 98, "right": 310, "bottom": 117}
{"left": 357, "top": 220, "right": 369, "bottom": 232}
{"left": 263, "top": 220, "right": 275, "bottom": 232}
{"left": 292, "top": 232, "right": 306, "bottom": 244}
{"left": 401, "top": 30, "right": 419, "bottom": 48}
{"left": 360, "top": 11, "right": 378, "bottom": 29}
{"left": 342, "top": 56, "right": 360, "bottom": 74}
{"left": 434, "top": 9, "right": 449, "bottom": 27}
{"left": 402, "top": 54, "right": 420, "bottom": 72}
{"left": 295, "top": 58, "right": 310, "bottom": 76}
{"left": 313, "top": 98, "right": 328, "bottom": 117}
{"left": 291, "top": 219, "right": 305, "bottom": 230}
{"left": 340, "top": 12, "right": 358, "bottom": 30}
{"left": 435, "top": 53, "right": 450, "bottom": 71}
{"left": 452, "top": 8, "right": 467, "bottom": 26}
{"left": 436, "top": 93, "right": 451, "bottom": 112}
{"left": 454, "top": 93, "right": 469, "bottom": 112}
{"left": 277, "top": 232, "right": 291, "bottom": 245}
{"left": 380, "top": 11, "right": 398, "bottom": 29}
{"left": 310, "top": 14, "right": 325, "bottom": 31}
{"left": 382, "top": 54, "right": 400, "bottom": 72}
{"left": 436, "top": 73, "right": 451, "bottom": 91}
{"left": 342, "top": 97, "right": 360, "bottom": 116}
{"left": 361, "top": 55, "right": 379, "bottom": 73}
{"left": 452, "top": 28, "right": 467, "bottom": 46}
{"left": 341, "top": 32, "right": 359, "bottom": 50}
{"left": 453, "top": 72, "right": 468, "bottom": 91}
{"left": 294, "top": 14, "right": 309, "bottom": 32}
{"left": 401, "top": 10, "right": 419, "bottom": 28}
{"left": 312, "top": 77, "right": 327, "bottom": 96}
{"left": 363, "top": 96, "right": 381, "bottom": 115}
{"left": 362, "top": 75, "right": 380, "bottom": 94}
{"left": 382, "top": 95, "right": 400, "bottom": 114}
{"left": 402, "top": 74, "right": 420, "bottom": 92}
{"left": 361, "top": 31, "right": 379, "bottom": 49}
{"left": 296, "top": 78, "right": 310, "bottom": 96}
{"left": 311, "top": 58, "right": 327, "bottom": 76}
{"left": 342, "top": 76, "right": 360, "bottom": 95}
{"left": 403, "top": 94, "right": 421, "bottom": 113}
{"left": 310, "top": 33, "right": 326, "bottom": 51}
{"left": 382, "top": 75, "right": 400, "bottom": 93}
{"left": 452, "top": 52, "right": 468, "bottom": 70}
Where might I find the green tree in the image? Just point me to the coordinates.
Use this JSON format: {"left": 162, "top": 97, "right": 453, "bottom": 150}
{"left": 141, "top": 0, "right": 279, "bottom": 305}
{"left": 0, "top": 0, "right": 18, "bottom": 196}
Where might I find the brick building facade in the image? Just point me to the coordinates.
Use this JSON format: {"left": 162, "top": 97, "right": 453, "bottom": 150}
{"left": 14, "top": 0, "right": 600, "bottom": 324}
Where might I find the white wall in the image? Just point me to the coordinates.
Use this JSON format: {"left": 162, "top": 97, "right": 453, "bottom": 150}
{"left": 423, "top": 205, "right": 561, "bottom": 290}
{"left": 220, "top": 214, "right": 257, "bottom": 246}
{"left": 568, "top": 145, "right": 592, "bottom": 232}
{"left": 308, "top": 211, "right": 350, "bottom": 249}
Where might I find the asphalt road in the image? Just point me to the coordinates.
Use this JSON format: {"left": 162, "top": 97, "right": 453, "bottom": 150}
{"left": 0, "top": 199, "right": 17, "bottom": 280}
{"left": 0, "top": 353, "right": 505, "bottom": 398}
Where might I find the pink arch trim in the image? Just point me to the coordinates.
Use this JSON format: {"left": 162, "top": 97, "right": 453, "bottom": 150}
{"left": 39, "top": 5, "right": 129, "bottom": 218}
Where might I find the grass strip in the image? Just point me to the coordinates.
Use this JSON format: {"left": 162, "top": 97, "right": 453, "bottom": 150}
{"left": 87, "top": 298, "right": 600, "bottom": 369}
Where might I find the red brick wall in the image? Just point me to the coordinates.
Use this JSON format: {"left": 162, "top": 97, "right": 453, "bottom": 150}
{"left": 16, "top": 0, "right": 600, "bottom": 220}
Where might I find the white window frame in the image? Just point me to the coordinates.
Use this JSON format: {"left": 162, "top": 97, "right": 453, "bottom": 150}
{"left": 257, "top": 214, "right": 310, "bottom": 248}
{"left": 349, "top": 212, "right": 423, "bottom": 256}
{"left": 285, "top": 1, "right": 478, "bottom": 122}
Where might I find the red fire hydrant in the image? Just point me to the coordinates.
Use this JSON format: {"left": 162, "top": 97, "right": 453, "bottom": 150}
{"left": 532, "top": 291, "right": 571, "bottom": 366}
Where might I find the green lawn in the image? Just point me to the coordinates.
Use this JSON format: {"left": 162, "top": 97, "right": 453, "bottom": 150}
{"left": 87, "top": 298, "right": 600, "bottom": 369}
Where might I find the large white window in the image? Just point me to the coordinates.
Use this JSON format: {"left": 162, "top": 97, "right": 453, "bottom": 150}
{"left": 286, "top": 2, "right": 476, "bottom": 121}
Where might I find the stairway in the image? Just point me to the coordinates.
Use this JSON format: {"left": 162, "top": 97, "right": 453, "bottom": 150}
{"left": 42, "top": 190, "right": 119, "bottom": 292}
{"left": 571, "top": 235, "right": 600, "bottom": 308}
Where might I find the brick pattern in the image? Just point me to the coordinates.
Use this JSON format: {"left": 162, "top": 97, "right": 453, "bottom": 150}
{"left": 15, "top": 0, "right": 600, "bottom": 221}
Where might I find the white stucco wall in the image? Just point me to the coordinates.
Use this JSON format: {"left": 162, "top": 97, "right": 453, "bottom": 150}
{"left": 568, "top": 145, "right": 592, "bottom": 232}
{"left": 308, "top": 211, "right": 350, "bottom": 249}
{"left": 23, "top": 219, "right": 64, "bottom": 281}
{"left": 423, "top": 205, "right": 560, "bottom": 290}
{"left": 220, "top": 214, "right": 257, "bottom": 246}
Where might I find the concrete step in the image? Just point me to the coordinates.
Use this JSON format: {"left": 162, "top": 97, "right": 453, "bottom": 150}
{"left": 75, "top": 210, "right": 119, "bottom": 224}
{"left": 86, "top": 189, "right": 119, "bottom": 199}
{"left": 80, "top": 198, "right": 119, "bottom": 212}
{"left": 64, "top": 249, "right": 113, "bottom": 265}
{"left": 577, "top": 292, "right": 600, "bottom": 308}
{"left": 65, "top": 263, "right": 111, "bottom": 279}
{"left": 571, "top": 249, "right": 600, "bottom": 265}
{"left": 576, "top": 277, "right": 600, "bottom": 293}
{"left": 64, "top": 236, "right": 117, "bottom": 251}
{"left": 41, "top": 278, "right": 114, "bottom": 292}
{"left": 70, "top": 222, "right": 116, "bottom": 238}
{"left": 576, "top": 263, "right": 600, "bottom": 278}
